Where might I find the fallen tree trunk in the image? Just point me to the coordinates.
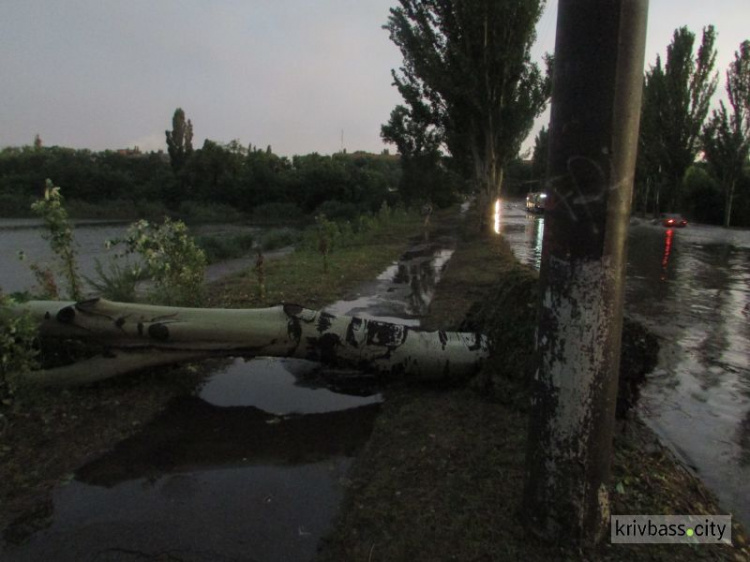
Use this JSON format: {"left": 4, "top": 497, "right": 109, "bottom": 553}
{"left": 9, "top": 298, "right": 489, "bottom": 387}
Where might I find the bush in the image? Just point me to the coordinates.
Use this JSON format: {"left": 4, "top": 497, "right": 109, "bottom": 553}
{"left": 30, "top": 181, "right": 83, "bottom": 300}
{"left": 259, "top": 229, "right": 300, "bottom": 251}
{"left": 113, "top": 218, "right": 207, "bottom": 306}
{"left": 0, "top": 294, "right": 38, "bottom": 402}
{"left": 251, "top": 202, "right": 304, "bottom": 224}
{"left": 195, "top": 232, "right": 255, "bottom": 263}
{"left": 84, "top": 258, "right": 147, "bottom": 302}
{"left": 684, "top": 165, "right": 723, "bottom": 224}
{"left": 177, "top": 201, "right": 245, "bottom": 223}
{"left": 313, "top": 200, "right": 360, "bottom": 222}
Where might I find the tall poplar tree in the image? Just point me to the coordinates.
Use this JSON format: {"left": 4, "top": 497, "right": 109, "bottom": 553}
{"left": 165, "top": 108, "right": 194, "bottom": 173}
{"left": 382, "top": 0, "right": 550, "bottom": 200}
{"left": 703, "top": 40, "right": 750, "bottom": 227}
{"left": 639, "top": 26, "right": 717, "bottom": 212}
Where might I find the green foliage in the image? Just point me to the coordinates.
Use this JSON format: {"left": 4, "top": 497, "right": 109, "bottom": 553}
{"left": 684, "top": 165, "right": 723, "bottom": 224}
{"left": 165, "top": 107, "right": 194, "bottom": 173}
{"left": 383, "top": 0, "right": 551, "bottom": 197}
{"left": 259, "top": 229, "right": 300, "bottom": 252}
{"left": 177, "top": 201, "right": 245, "bottom": 224}
{"left": 637, "top": 26, "right": 718, "bottom": 213}
{"left": 195, "top": 232, "right": 255, "bottom": 264}
{"left": 314, "top": 214, "right": 341, "bottom": 273}
{"left": 30, "top": 180, "right": 83, "bottom": 300}
{"left": 314, "top": 200, "right": 360, "bottom": 222}
{"left": 702, "top": 40, "right": 750, "bottom": 227}
{"left": 504, "top": 159, "right": 536, "bottom": 198}
{"left": 114, "top": 218, "right": 207, "bottom": 306}
{"left": 84, "top": 258, "right": 148, "bottom": 302}
{"left": 0, "top": 293, "right": 38, "bottom": 401}
{"left": 0, "top": 141, "right": 403, "bottom": 223}
{"left": 28, "top": 263, "right": 60, "bottom": 300}
{"left": 251, "top": 202, "right": 304, "bottom": 224}
{"left": 531, "top": 127, "right": 549, "bottom": 184}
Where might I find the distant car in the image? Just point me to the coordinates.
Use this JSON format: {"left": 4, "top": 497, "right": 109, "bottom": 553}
{"left": 526, "top": 192, "right": 547, "bottom": 213}
{"left": 659, "top": 213, "right": 688, "bottom": 228}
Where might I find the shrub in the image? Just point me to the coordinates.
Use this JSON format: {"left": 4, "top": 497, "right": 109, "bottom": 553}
{"left": 30, "top": 180, "right": 83, "bottom": 300}
{"left": 195, "top": 232, "right": 255, "bottom": 263}
{"left": 251, "top": 202, "right": 304, "bottom": 224}
{"left": 314, "top": 214, "right": 340, "bottom": 273}
{"left": 259, "top": 228, "right": 300, "bottom": 252}
{"left": 313, "top": 200, "right": 360, "bottom": 222}
{"left": 178, "top": 201, "right": 245, "bottom": 223}
{"left": 85, "top": 258, "right": 148, "bottom": 302}
{"left": 0, "top": 293, "right": 38, "bottom": 402}
{"left": 113, "top": 218, "right": 207, "bottom": 306}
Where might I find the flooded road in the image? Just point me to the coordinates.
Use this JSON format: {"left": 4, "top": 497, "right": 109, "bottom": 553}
{"left": 496, "top": 201, "right": 750, "bottom": 527}
{"left": 1, "top": 232, "right": 457, "bottom": 561}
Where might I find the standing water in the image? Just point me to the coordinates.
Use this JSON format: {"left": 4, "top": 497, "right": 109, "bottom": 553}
{"left": 0, "top": 229, "right": 458, "bottom": 561}
{"left": 494, "top": 199, "right": 750, "bottom": 528}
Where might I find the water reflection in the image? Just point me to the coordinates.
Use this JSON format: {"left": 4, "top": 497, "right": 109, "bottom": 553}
{"left": 661, "top": 228, "right": 674, "bottom": 281}
{"left": 493, "top": 199, "right": 544, "bottom": 270}
{"left": 325, "top": 240, "right": 454, "bottom": 326}
{"left": 1, "top": 385, "right": 380, "bottom": 561}
{"left": 496, "top": 204, "right": 750, "bottom": 527}
{"left": 75, "top": 396, "right": 381, "bottom": 487}
{"left": 493, "top": 199, "right": 501, "bottom": 234}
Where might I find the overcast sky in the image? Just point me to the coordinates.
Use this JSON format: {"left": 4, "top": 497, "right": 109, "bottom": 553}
{"left": 1, "top": 1, "right": 748, "bottom": 158}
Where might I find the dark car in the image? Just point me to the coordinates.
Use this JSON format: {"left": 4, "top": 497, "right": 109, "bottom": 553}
{"left": 660, "top": 213, "right": 688, "bottom": 228}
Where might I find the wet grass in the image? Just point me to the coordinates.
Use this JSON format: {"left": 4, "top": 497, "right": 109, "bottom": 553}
{"left": 207, "top": 211, "right": 429, "bottom": 309}
{"left": 316, "top": 206, "right": 750, "bottom": 562}
{"left": 195, "top": 232, "right": 256, "bottom": 264}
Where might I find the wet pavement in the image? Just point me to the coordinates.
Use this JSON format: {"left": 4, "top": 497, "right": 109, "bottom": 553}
{"left": 1, "top": 230, "right": 458, "bottom": 561}
{"left": 495, "top": 200, "right": 750, "bottom": 528}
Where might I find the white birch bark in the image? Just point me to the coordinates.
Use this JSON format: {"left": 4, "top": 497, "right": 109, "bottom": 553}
{"left": 10, "top": 298, "right": 489, "bottom": 387}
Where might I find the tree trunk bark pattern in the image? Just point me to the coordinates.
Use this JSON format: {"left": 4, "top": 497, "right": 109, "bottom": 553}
{"left": 12, "top": 299, "right": 489, "bottom": 387}
{"left": 724, "top": 180, "right": 735, "bottom": 228}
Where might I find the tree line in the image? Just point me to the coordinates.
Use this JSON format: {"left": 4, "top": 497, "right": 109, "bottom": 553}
{"left": 380, "top": 0, "right": 750, "bottom": 227}
{"left": 528, "top": 25, "right": 750, "bottom": 227}
{"left": 2, "top": 6, "right": 747, "bottom": 228}
{"left": 0, "top": 118, "right": 405, "bottom": 223}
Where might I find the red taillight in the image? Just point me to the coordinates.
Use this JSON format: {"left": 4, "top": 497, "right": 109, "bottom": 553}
{"left": 667, "top": 219, "right": 675, "bottom": 225}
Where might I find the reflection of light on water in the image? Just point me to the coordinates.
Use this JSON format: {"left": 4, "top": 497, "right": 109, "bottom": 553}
{"left": 494, "top": 199, "right": 501, "bottom": 234}
{"left": 533, "top": 217, "right": 544, "bottom": 270}
{"left": 661, "top": 228, "right": 674, "bottom": 281}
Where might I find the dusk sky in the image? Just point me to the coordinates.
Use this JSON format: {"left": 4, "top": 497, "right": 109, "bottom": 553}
{"left": 1, "top": 1, "right": 748, "bottom": 158}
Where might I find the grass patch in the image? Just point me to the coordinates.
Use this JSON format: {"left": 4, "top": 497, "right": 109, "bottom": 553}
{"left": 195, "top": 232, "right": 256, "bottom": 264}
{"left": 207, "top": 211, "right": 427, "bottom": 309}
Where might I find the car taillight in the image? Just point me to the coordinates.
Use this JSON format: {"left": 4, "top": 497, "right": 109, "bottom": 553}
{"left": 667, "top": 219, "right": 675, "bottom": 225}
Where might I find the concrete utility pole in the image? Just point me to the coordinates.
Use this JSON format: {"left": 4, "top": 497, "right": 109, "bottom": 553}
{"left": 523, "top": 0, "right": 649, "bottom": 545}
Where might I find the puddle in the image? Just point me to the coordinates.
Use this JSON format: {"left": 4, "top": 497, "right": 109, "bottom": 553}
{"left": 324, "top": 239, "right": 455, "bottom": 326}
{"left": 200, "top": 357, "right": 382, "bottom": 412}
{"left": 2, "top": 227, "right": 459, "bottom": 561}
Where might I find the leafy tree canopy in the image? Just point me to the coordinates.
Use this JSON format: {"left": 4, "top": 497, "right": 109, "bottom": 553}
{"left": 638, "top": 26, "right": 718, "bottom": 212}
{"left": 382, "top": 0, "right": 550, "bottom": 198}
{"left": 702, "top": 40, "right": 750, "bottom": 226}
